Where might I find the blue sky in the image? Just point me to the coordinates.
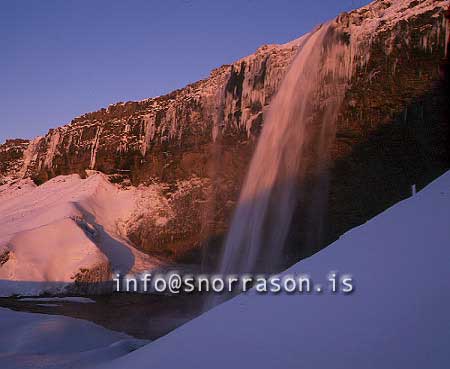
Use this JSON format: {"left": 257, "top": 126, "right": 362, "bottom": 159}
{"left": 0, "top": 0, "right": 369, "bottom": 143}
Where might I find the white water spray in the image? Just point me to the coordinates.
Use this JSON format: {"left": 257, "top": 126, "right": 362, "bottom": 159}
{"left": 218, "top": 22, "right": 353, "bottom": 276}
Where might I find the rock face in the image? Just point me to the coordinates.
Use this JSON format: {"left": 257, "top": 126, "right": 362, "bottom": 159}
{"left": 0, "top": 139, "right": 29, "bottom": 184}
{"left": 325, "top": 2, "right": 450, "bottom": 254}
{"left": 1, "top": 0, "right": 448, "bottom": 265}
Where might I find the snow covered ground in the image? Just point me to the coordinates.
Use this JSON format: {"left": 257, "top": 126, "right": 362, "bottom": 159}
{"left": 0, "top": 172, "right": 164, "bottom": 296}
{"left": 0, "top": 307, "right": 147, "bottom": 369}
{"left": 100, "top": 170, "right": 450, "bottom": 369}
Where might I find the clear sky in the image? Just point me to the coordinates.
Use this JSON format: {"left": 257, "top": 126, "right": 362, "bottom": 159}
{"left": 0, "top": 0, "right": 370, "bottom": 143}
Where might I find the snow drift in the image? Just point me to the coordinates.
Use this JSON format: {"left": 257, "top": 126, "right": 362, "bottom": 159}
{"left": 0, "top": 172, "right": 164, "bottom": 296}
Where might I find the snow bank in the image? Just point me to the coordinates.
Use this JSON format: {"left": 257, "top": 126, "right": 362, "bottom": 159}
{"left": 102, "top": 170, "right": 450, "bottom": 369}
{"left": 0, "top": 173, "right": 163, "bottom": 296}
{"left": 0, "top": 178, "right": 36, "bottom": 203}
{"left": 0, "top": 307, "right": 147, "bottom": 369}
{"left": 0, "top": 218, "right": 109, "bottom": 296}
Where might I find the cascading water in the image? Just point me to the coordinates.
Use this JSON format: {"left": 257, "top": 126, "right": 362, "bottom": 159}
{"left": 217, "top": 21, "right": 354, "bottom": 279}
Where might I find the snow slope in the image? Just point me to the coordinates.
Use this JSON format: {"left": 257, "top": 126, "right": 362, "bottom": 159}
{"left": 0, "top": 172, "right": 163, "bottom": 296}
{"left": 0, "top": 307, "right": 147, "bottom": 369}
{"left": 102, "top": 170, "right": 450, "bottom": 369}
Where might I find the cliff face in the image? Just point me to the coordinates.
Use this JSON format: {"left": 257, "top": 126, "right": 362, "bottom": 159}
{"left": 0, "top": 139, "right": 29, "bottom": 183}
{"left": 1, "top": 0, "right": 448, "bottom": 264}
{"left": 325, "top": 1, "right": 450, "bottom": 255}
{"left": 0, "top": 26, "right": 302, "bottom": 261}
{"left": 10, "top": 40, "right": 298, "bottom": 184}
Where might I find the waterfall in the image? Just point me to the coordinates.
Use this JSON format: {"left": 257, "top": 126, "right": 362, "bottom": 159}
{"left": 218, "top": 22, "right": 353, "bottom": 277}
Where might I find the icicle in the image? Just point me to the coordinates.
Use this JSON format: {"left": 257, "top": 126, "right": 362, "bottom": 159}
{"left": 89, "top": 127, "right": 102, "bottom": 170}
{"left": 44, "top": 132, "right": 61, "bottom": 169}
{"left": 19, "top": 137, "right": 43, "bottom": 177}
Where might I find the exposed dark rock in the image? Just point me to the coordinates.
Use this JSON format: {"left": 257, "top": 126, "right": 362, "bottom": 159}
{"left": 0, "top": 139, "right": 29, "bottom": 182}
{"left": 69, "top": 263, "right": 113, "bottom": 295}
{"left": 0, "top": 250, "right": 10, "bottom": 266}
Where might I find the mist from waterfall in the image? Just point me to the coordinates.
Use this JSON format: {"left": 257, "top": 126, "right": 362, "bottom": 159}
{"left": 217, "top": 22, "right": 353, "bottom": 278}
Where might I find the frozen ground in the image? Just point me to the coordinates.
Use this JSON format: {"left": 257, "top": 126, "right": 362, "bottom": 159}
{"left": 101, "top": 169, "right": 450, "bottom": 369}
